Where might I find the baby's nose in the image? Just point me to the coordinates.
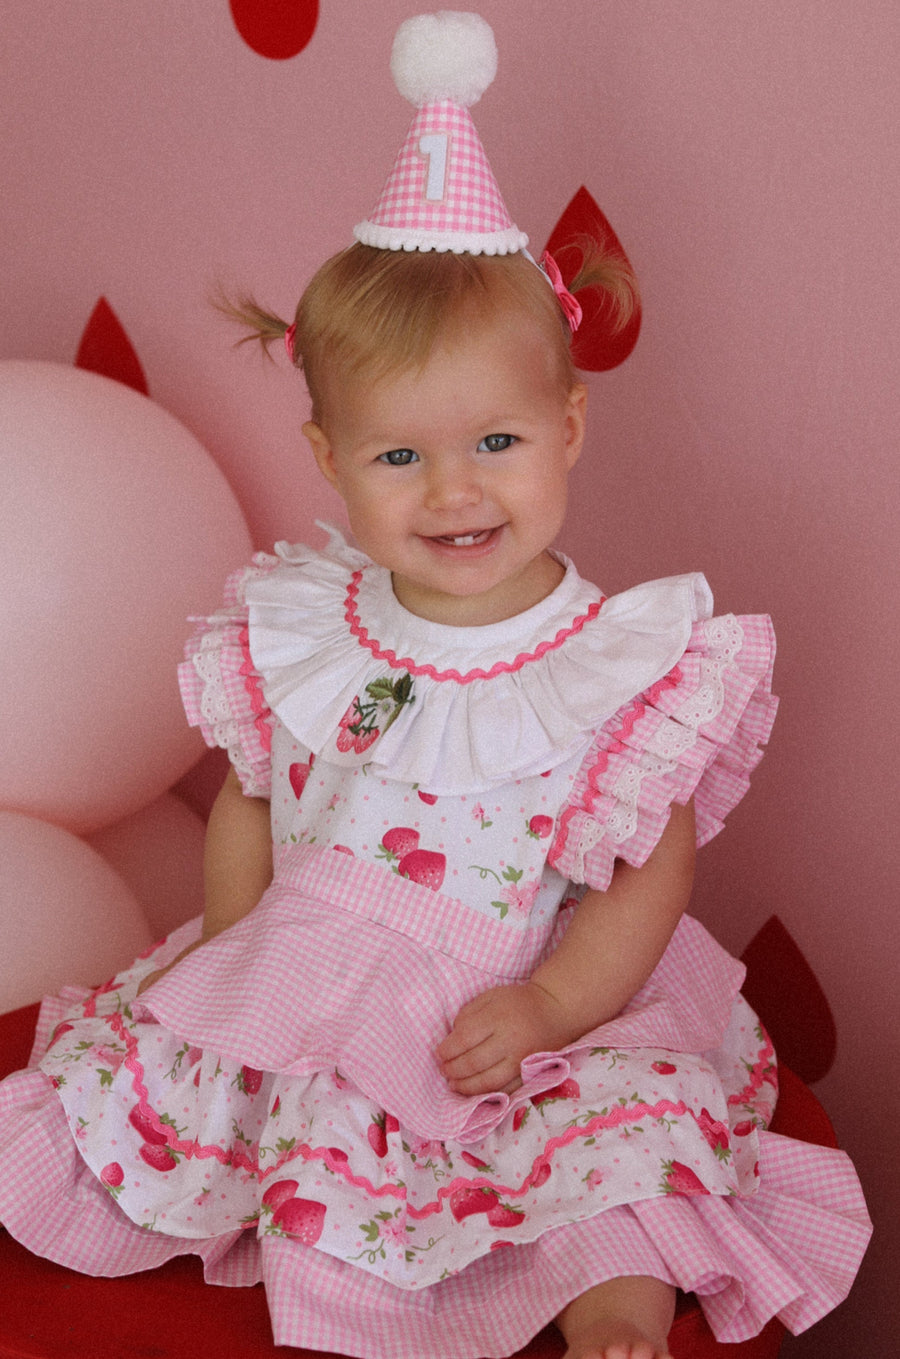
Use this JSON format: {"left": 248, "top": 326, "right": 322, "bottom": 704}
{"left": 423, "top": 456, "right": 482, "bottom": 510}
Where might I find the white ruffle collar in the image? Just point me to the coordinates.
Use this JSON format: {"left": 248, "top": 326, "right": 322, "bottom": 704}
{"left": 244, "top": 528, "right": 713, "bottom": 794}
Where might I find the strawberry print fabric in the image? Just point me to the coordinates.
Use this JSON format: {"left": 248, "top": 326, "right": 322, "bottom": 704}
{"left": 0, "top": 535, "right": 871, "bottom": 1358}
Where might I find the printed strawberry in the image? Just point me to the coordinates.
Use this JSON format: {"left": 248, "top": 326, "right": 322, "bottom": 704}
{"left": 652, "top": 1061, "right": 677, "bottom": 1075}
{"left": 512, "top": 1105, "right": 530, "bottom": 1132}
{"left": 271, "top": 1197, "right": 326, "bottom": 1244}
{"left": 379, "top": 827, "right": 420, "bottom": 861}
{"left": 262, "top": 1179, "right": 299, "bottom": 1211}
{"left": 661, "top": 1160, "right": 710, "bottom": 1196}
{"left": 327, "top": 1147, "right": 349, "bottom": 1165}
{"left": 461, "top": 1151, "right": 492, "bottom": 1171}
{"left": 531, "top": 1161, "right": 552, "bottom": 1188}
{"left": 128, "top": 1105, "right": 169, "bottom": 1146}
{"left": 367, "top": 1112, "right": 397, "bottom": 1158}
{"left": 487, "top": 1202, "right": 526, "bottom": 1228}
{"left": 139, "top": 1143, "right": 178, "bottom": 1172}
{"left": 100, "top": 1162, "right": 124, "bottom": 1188}
{"left": 449, "top": 1186, "right": 500, "bottom": 1222}
{"left": 531, "top": 1078, "right": 580, "bottom": 1106}
{"left": 50, "top": 1022, "right": 74, "bottom": 1044}
{"left": 696, "top": 1107, "right": 730, "bottom": 1157}
{"left": 527, "top": 815, "right": 554, "bottom": 840}
{"left": 398, "top": 848, "right": 446, "bottom": 890}
{"left": 733, "top": 1120, "right": 756, "bottom": 1137}
{"left": 289, "top": 761, "right": 311, "bottom": 798}
{"left": 332, "top": 845, "right": 355, "bottom": 856}
{"left": 417, "top": 790, "right": 438, "bottom": 805}
{"left": 235, "top": 1065, "right": 264, "bottom": 1096}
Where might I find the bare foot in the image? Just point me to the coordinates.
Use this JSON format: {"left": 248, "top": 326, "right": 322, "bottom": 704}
{"left": 557, "top": 1275, "right": 675, "bottom": 1359}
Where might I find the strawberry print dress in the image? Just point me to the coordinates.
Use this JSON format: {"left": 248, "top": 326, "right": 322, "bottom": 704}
{"left": 0, "top": 530, "right": 871, "bottom": 1359}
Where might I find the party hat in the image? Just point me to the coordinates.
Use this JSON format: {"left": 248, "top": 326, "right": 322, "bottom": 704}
{"left": 354, "top": 12, "right": 528, "bottom": 255}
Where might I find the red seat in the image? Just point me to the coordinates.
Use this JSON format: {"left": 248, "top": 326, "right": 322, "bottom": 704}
{"left": 0, "top": 999, "right": 834, "bottom": 1359}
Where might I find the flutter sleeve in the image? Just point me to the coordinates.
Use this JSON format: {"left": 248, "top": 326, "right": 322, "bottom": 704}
{"left": 548, "top": 611, "right": 778, "bottom": 889}
{"left": 177, "top": 555, "right": 280, "bottom": 797}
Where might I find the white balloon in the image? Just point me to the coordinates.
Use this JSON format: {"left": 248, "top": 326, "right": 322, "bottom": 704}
{"left": 88, "top": 792, "right": 206, "bottom": 939}
{"left": 0, "top": 811, "right": 153, "bottom": 1013}
{"left": 0, "top": 360, "right": 252, "bottom": 833}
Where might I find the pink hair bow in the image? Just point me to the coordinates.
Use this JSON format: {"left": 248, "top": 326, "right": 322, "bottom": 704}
{"left": 539, "top": 250, "right": 583, "bottom": 333}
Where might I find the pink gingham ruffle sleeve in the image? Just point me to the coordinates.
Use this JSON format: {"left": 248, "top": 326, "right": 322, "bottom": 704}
{"left": 177, "top": 554, "right": 281, "bottom": 797}
{"left": 549, "top": 611, "right": 777, "bottom": 888}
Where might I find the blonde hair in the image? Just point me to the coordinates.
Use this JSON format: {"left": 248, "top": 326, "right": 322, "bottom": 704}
{"left": 221, "top": 240, "right": 638, "bottom": 424}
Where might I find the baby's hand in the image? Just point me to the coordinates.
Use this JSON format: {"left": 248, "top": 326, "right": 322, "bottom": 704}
{"left": 436, "top": 981, "right": 576, "bottom": 1097}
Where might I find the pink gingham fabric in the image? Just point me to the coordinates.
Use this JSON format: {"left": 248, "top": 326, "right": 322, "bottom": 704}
{"left": 354, "top": 101, "right": 528, "bottom": 254}
{"left": 0, "top": 543, "right": 872, "bottom": 1356}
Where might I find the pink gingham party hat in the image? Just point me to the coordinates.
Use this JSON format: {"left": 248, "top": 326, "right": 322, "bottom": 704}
{"left": 354, "top": 12, "right": 528, "bottom": 255}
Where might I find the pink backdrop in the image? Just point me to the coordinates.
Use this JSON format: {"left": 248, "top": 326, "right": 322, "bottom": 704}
{"left": 2, "top": 2, "right": 896, "bottom": 1353}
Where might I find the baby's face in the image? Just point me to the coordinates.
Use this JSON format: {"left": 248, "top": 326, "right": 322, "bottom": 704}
{"left": 305, "top": 309, "right": 586, "bottom": 626}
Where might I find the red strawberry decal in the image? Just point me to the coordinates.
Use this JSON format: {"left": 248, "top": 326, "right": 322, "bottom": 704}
{"left": 531, "top": 1078, "right": 580, "bottom": 1107}
{"left": 652, "top": 1061, "right": 677, "bottom": 1075}
{"left": 417, "top": 790, "right": 438, "bottom": 805}
{"left": 139, "top": 1143, "right": 178, "bottom": 1172}
{"left": 449, "top": 1186, "right": 500, "bottom": 1222}
{"left": 271, "top": 1197, "right": 326, "bottom": 1244}
{"left": 661, "top": 1160, "right": 710, "bottom": 1196}
{"left": 512, "top": 1105, "right": 529, "bottom": 1132}
{"left": 398, "top": 848, "right": 446, "bottom": 890}
{"left": 487, "top": 1202, "right": 526, "bottom": 1228}
{"left": 262, "top": 1179, "right": 299, "bottom": 1211}
{"left": 100, "top": 1162, "right": 124, "bottom": 1188}
{"left": 379, "top": 827, "right": 420, "bottom": 861}
{"left": 733, "top": 1120, "right": 756, "bottom": 1137}
{"left": 289, "top": 761, "right": 311, "bottom": 798}
{"left": 527, "top": 815, "right": 554, "bottom": 839}
{"left": 75, "top": 296, "right": 149, "bottom": 395}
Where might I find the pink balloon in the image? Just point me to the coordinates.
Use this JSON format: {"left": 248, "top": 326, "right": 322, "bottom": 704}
{"left": 0, "top": 361, "right": 253, "bottom": 833}
{"left": 88, "top": 792, "right": 206, "bottom": 939}
{"left": 0, "top": 811, "right": 153, "bottom": 1013}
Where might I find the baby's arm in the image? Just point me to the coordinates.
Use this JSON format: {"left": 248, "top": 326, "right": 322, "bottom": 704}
{"left": 438, "top": 799, "right": 696, "bottom": 1097}
{"left": 137, "top": 767, "right": 273, "bottom": 993}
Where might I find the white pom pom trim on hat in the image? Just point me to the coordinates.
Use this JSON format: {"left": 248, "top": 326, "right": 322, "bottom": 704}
{"left": 390, "top": 11, "right": 498, "bottom": 108}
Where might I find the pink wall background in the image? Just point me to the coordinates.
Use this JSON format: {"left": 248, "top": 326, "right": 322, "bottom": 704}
{"left": 2, "top": 2, "right": 896, "bottom": 1352}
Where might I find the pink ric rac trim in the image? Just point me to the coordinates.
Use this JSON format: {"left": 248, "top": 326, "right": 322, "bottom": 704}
{"left": 110, "top": 1008, "right": 725, "bottom": 1221}
{"left": 238, "top": 624, "right": 272, "bottom": 753}
{"left": 549, "top": 668, "right": 683, "bottom": 866}
{"left": 344, "top": 570, "right": 605, "bottom": 683}
{"left": 103, "top": 999, "right": 760, "bottom": 1224}
{"left": 727, "top": 1026, "right": 777, "bottom": 1111}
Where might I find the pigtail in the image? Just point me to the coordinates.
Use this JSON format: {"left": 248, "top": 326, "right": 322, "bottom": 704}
{"left": 563, "top": 236, "right": 640, "bottom": 336}
{"left": 212, "top": 289, "right": 297, "bottom": 363}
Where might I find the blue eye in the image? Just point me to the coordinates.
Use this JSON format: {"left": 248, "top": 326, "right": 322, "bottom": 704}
{"left": 478, "top": 434, "right": 517, "bottom": 453}
{"left": 379, "top": 448, "right": 419, "bottom": 466}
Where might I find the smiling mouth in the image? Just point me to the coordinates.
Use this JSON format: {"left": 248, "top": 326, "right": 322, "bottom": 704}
{"left": 431, "top": 528, "right": 498, "bottom": 547}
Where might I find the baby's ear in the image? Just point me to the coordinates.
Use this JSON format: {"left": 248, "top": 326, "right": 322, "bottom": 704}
{"left": 303, "top": 421, "right": 338, "bottom": 487}
{"left": 564, "top": 383, "right": 588, "bottom": 469}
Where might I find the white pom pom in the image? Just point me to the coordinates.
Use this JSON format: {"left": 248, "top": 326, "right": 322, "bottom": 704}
{"left": 390, "top": 12, "right": 498, "bottom": 108}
